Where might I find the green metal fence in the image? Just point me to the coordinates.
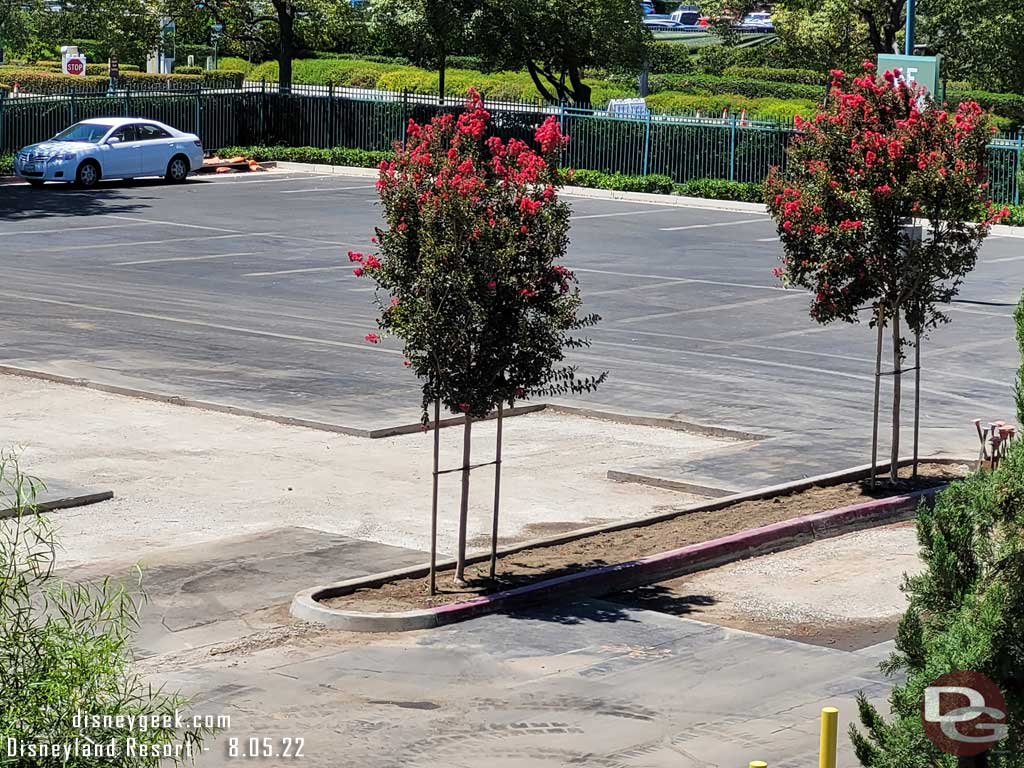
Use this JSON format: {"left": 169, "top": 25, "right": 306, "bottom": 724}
{"left": 1, "top": 86, "right": 1021, "bottom": 205}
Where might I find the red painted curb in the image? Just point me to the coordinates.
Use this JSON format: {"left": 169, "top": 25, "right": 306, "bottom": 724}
{"left": 418, "top": 486, "right": 937, "bottom": 626}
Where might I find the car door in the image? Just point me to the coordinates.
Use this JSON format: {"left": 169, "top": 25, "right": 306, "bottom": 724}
{"left": 101, "top": 124, "right": 143, "bottom": 178}
{"left": 136, "top": 123, "right": 175, "bottom": 176}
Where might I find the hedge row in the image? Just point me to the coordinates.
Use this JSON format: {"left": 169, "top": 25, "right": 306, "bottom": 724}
{"left": 722, "top": 66, "right": 824, "bottom": 86}
{"left": 645, "top": 92, "right": 816, "bottom": 121}
{"left": 0, "top": 154, "right": 13, "bottom": 175}
{"left": 948, "top": 89, "right": 1024, "bottom": 129}
{"left": 569, "top": 169, "right": 675, "bottom": 194}
{"left": 31, "top": 61, "right": 142, "bottom": 74}
{"left": 247, "top": 58, "right": 633, "bottom": 106}
{"left": 0, "top": 67, "right": 244, "bottom": 93}
{"left": 216, "top": 145, "right": 391, "bottom": 168}
{"left": 648, "top": 73, "right": 825, "bottom": 102}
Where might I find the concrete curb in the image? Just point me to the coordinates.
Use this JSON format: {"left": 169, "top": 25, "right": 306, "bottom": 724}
{"left": 291, "top": 482, "right": 945, "bottom": 632}
{"left": 254, "top": 162, "right": 1024, "bottom": 235}
{"left": 0, "top": 489, "right": 114, "bottom": 520}
{"left": 290, "top": 456, "right": 968, "bottom": 631}
{"left": 0, "top": 364, "right": 544, "bottom": 438}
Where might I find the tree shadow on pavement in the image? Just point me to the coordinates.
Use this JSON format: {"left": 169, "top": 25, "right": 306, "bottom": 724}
{"left": 0, "top": 181, "right": 157, "bottom": 222}
{"left": 504, "top": 586, "right": 718, "bottom": 626}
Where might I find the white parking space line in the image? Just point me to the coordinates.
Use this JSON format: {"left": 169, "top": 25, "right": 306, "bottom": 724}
{"left": 40, "top": 232, "right": 274, "bottom": 252}
{"left": 0, "top": 290, "right": 403, "bottom": 356}
{"left": 568, "top": 266, "right": 789, "bottom": 293}
{"left": 279, "top": 185, "right": 376, "bottom": 194}
{"left": 105, "top": 215, "right": 241, "bottom": 233}
{"left": 659, "top": 217, "right": 767, "bottom": 232}
{"left": 197, "top": 174, "right": 341, "bottom": 185}
{"left": 588, "top": 278, "right": 694, "bottom": 297}
{"left": 114, "top": 251, "right": 260, "bottom": 267}
{"left": 0, "top": 222, "right": 151, "bottom": 236}
{"left": 986, "top": 254, "right": 1024, "bottom": 263}
{"left": 113, "top": 243, "right": 343, "bottom": 267}
{"left": 569, "top": 208, "right": 684, "bottom": 221}
{"left": 612, "top": 292, "right": 805, "bottom": 325}
{"left": 756, "top": 236, "right": 778, "bottom": 242}
{"left": 264, "top": 233, "right": 367, "bottom": 249}
{"left": 243, "top": 265, "right": 349, "bottom": 277}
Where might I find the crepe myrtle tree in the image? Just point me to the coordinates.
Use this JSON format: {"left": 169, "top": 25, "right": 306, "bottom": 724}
{"left": 350, "top": 91, "right": 606, "bottom": 587}
{"left": 766, "top": 61, "right": 1007, "bottom": 484}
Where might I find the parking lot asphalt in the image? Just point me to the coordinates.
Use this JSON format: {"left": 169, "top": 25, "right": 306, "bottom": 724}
{"left": 0, "top": 172, "right": 1018, "bottom": 490}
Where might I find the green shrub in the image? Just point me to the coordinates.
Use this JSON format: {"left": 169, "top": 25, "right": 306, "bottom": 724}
{"left": 202, "top": 69, "right": 245, "bottom": 89}
{"left": 174, "top": 65, "right": 205, "bottom": 75}
{"left": 645, "top": 91, "right": 815, "bottom": 121}
{"left": 0, "top": 454, "right": 214, "bottom": 766}
{"left": 0, "top": 67, "right": 109, "bottom": 93}
{"left": 648, "top": 73, "right": 825, "bottom": 101}
{"left": 217, "top": 144, "right": 392, "bottom": 168}
{"left": 949, "top": 88, "right": 1024, "bottom": 129}
{"left": 1007, "top": 203, "right": 1024, "bottom": 227}
{"left": 674, "top": 178, "right": 763, "bottom": 202}
{"left": 568, "top": 169, "right": 674, "bottom": 194}
{"left": 694, "top": 45, "right": 737, "bottom": 75}
{"left": 0, "top": 154, "right": 13, "bottom": 175}
{"left": 648, "top": 41, "right": 695, "bottom": 75}
{"left": 215, "top": 56, "right": 252, "bottom": 74}
{"left": 723, "top": 66, "right": 824, "bottom": 85}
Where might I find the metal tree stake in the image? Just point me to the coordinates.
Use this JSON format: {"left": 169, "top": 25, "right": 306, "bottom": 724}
{"left": 489, "top": 405, "right": 504, "bottom": 579}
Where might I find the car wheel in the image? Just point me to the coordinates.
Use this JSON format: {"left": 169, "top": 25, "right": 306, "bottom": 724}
{"left": 75, "top": 160, "right": 101, "bottom": 189}
{"left": 166, "top": 155, "right": 190, "bottom": 183}
{"left": 27, "top": 180, "right": 46, "bottom": 188}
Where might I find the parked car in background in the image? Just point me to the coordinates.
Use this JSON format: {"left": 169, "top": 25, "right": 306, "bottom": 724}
{"left": 735, "top": 11, "right": 774, "bottom": 31}
{"left": 15, "top": 117, "right": 204, "bottom": 188}
{"left": 670, "top": 3, "right": 710, "bottom": 25}
{"left": 641, "top": 1, "right": 655, "bottom": 14}
{"left": 643, "top": 16, "right": 688, "bottom": 29}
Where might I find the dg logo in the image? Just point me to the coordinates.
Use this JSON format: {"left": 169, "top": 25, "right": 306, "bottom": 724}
{"left": 921, "top": 670, "right": 1009, "bottom": 756}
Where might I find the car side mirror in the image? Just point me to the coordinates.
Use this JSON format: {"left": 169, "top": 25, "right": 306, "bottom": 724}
{"left": 107, "top": 137, "right": 121, "bottom": 145}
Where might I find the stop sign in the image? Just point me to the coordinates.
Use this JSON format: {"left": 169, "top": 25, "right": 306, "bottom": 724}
{"left": 65, "top": 57, "right": 85, "bottom": 76}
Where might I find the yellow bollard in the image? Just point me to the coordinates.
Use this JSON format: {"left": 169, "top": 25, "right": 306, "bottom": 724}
{"left": 749, "top": 762, "right": 768, "bottom": 768}
{"left": 819, "top": 706, "right": 839, "bottom": 768}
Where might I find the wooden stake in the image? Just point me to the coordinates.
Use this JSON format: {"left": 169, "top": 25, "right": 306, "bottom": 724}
{"left": 489, "top": 404, "right": 504, "bottom": 580}
{"left": 429, "top": 397, "right": 440, "bottom": 596}
{"left": 454, "top": 413, "right": 472, "bottom": 586}
{"left": 870, "top": 304, "right": 886, "bottom": 488}
{"left": 913, "top": 328, "right": 921, "bottom": 479}
{"left": 890, "top": 307, "right": 902, "bottom": 484}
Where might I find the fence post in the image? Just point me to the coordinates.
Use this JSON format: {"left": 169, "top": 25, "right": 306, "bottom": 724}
{"left": 123, "top": 83, "right": 130, "bottom": 118}
{"left": 729, "top": 111, "right": 738, "bottom": 182}
{"left": 401, "top": 90, "right": 409, "bottom": 145}
{"left": 1016, "top": 130, "right": 1022, "bottom": 207}
{"left": 0, "top": 89, "right": 5, "bottom": 155}
{"left": 194, "top": 88, "right": 201, "bottom": 139}
{"left": 327, "top": 83, "right": 334, "bottom": 149}
{"left": 70, "top": 87, "right": 76, "bottom": 125}
{"left": 642, "top": 107, "right": 652, "bottom": 177}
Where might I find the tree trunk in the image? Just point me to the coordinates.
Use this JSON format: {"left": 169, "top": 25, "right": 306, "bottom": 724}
{"left": 277, "top": 1, "right": 294, "bottom": 93}
{"left": 567, "top": 65, "right": 591, "bottom": 107}
{"left": 454, "top": 413, "right": 472, "bottom": 586}
{"left": 890, "top": 307, "right": 902, "bottom": 484}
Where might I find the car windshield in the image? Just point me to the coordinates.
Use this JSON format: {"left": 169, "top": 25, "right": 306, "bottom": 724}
{"left": 51, "top": 122, "right": 114, "bottom": 143}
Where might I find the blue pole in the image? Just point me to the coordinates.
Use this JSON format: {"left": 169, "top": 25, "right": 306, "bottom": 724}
{"left": 904, "top": 0, "right": 916, "bottom": 55}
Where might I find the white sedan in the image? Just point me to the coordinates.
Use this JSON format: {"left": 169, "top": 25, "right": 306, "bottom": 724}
{"left": 15, "top": 117, "right": 205, "bottom": 188}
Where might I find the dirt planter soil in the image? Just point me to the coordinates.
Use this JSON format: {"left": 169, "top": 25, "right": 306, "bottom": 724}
{"left": 294, "top": 461, "right": 968, "bottom": 631}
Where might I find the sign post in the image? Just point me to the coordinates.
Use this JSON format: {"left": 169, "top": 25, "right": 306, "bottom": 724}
{"left": 108, "top": 55, "right": 119, "bottom": 95}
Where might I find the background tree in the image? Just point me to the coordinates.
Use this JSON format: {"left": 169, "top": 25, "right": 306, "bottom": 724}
{"left": 475, "top": 0, "right": 647, "bottom": 105}
{"left": 772, "top": 0, "right": 871, "bottom": 73}
{"left": 0, "top": 0, "right": 41, "bottom": 60}
{"left": 918, "top": 0, "right": 1024, "bottom": 94}
{"left": 167, "top": 0, "right": 352, "bottom": 89}
{"left": 354, "top": 92, "right": 605, "bottom": 585}
{"left": 766, "top": 63, "right": 1005, "bottom": 483}
{"left": 369, "top": 0, "right": 475, "bottom": 101}
{"left": 851, "top": 439, "right": 1024, "bottom": 765}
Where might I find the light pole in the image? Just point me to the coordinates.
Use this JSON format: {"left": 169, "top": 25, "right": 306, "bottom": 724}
{"left": 904, "top": 0, "right": 916, "bottom": 55}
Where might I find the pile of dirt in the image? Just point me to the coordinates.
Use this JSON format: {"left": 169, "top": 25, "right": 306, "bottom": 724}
{"left": 323, "top": 462, "right": 968, "bottom": 613}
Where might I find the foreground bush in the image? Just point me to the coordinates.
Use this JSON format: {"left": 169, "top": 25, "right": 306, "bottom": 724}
{"left": 0, "top": 154, "right": 13, "bottom": 175}
{"left": 853, "top": 439, "right": 1024, "bottom": 765}
{"left": 0, "top": 453, "right": 212, "bottom": 766}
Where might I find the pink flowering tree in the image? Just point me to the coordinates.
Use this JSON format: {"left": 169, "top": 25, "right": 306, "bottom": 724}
{"left": 351, "top": 90, "right": 605, "bottom": 587}
{"left": 766, "top": 62, "right": 1007, "bottom": 483}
